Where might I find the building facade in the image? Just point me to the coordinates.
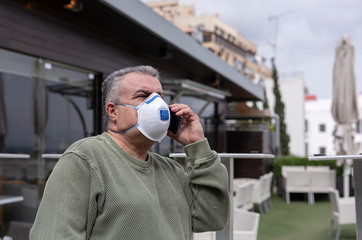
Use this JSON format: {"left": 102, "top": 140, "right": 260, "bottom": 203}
{"left": 146, "top": 0, "right": 271, "bottom": 82}
{"left": 305, "top": 94, "right": 362, "bottom": 156}
{"left": 255, "top": 71, "right": 306, "bottom": 156}
{"left": 279, "top": 72, "right": 306, "bottom": 156}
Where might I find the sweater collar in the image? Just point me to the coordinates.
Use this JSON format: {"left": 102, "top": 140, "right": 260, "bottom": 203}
{"left": 102, "top": 132, "right": 153, "bottom": 170}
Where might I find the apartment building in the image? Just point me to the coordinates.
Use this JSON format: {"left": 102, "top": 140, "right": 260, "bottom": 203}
{"left": 147, "top": 0, "right": 271, "bottom": 82}
{"left": 279, "top": 72, "right": 306, "bottom": 156}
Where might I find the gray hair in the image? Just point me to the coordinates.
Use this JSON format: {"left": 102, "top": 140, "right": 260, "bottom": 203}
{"left": 102, "top": 65, "right": 160, "bottom": 125}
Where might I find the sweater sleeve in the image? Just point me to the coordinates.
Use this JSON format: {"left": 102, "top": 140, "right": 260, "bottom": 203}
{"left": 183, "top": 138, "right": 230, "bottom": 232}
{"left": 30, "top": 152, "right": 102, "bottom": 240}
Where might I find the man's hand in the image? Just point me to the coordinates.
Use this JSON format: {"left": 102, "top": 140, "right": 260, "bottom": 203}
{"left": 168, "top": 104, "right": 205, "bottom": 146}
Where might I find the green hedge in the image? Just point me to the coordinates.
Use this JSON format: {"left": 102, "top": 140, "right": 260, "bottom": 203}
{"left": 274, "top": 156, "right": 344, "bottom": 177}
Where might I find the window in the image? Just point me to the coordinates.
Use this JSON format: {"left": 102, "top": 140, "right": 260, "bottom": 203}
{"left": 0, "top": 48, "right": 96, "bottom": 155}
{"left": 319, "top": 124, "right": 326, "bottom": 132}
{"left": 357, "top": 119, "right": 362, "bottom": 133}
{"left": 319, "top": 147, "right": 326, "bottom": 155}
{"left": 234, "top": 59, "right": 242, "bottom": 72}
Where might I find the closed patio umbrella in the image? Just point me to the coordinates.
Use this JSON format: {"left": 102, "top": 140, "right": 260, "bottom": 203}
{"left": 0, "top": 73, "right": 7, "bottom": 152}
{"left": 331, "top": 35, "right": 359, "bottom": 198}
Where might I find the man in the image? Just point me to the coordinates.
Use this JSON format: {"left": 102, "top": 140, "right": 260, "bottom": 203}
{"left": 30, "top": 66, "right": 230, "bottom": 240}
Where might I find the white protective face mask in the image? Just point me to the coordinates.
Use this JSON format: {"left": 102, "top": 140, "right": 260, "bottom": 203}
{"left": 111, "top": 92, "right": 170, "bottom": 142}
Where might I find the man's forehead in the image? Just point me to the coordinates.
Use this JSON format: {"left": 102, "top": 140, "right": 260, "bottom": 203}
{"left": 121, "top": 73, "right": 163, "bottom": 93}
{"left": 124, "top": 72, "right": 160, "bottom": 84}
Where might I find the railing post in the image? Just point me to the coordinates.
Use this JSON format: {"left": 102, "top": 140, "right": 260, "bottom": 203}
{"left": 216, "top": 157, "right": 234, "bottom": 240}
{"left": 353, "top": 158, "right": 362, "bottom": 240}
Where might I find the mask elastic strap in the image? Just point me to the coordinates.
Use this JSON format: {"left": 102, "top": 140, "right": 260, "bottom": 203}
{"left": 108, "top": 102, "right": 139, "bottom": 134}
{"left": 109, "top": 124, "right": 139, "bottom": 134}
{"left": 114, "top": 103, "right": 139, "bottom": 109}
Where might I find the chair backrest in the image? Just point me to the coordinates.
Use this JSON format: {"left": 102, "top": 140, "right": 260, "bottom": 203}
{"left": 251, "top": 174, "right": 268, "bottom": 203}
{"left": 328, "top": 188, "right": 340, "bottom": 214}
{"left": 233, "top": 209, "right": 260, "bottom": 240}
{"left": 251, "top": 179, "right": 262, "bottom": 203}
{"left": 306, "top": 166, "right": 330, "bottom": 171}
{"left": 259, "top": 174, "right": 268, "bottom": 200}
{"left": 282, "top": 166, "right": 305, "bottom": 178}
{"left": 234, "top": 182, "right": 254, "bottom": 210}
{"left": 261, "top": 172, "right": 273, "bottom": 200}
{"left": 233, "top": 178, "right": 248, "bottom": 192}
{"left": 310, "top": 170, "right": 336, "bottom": 192}
{"left": 285, "top": 170, "right": 309, "bottom": 186}
{"left": 285, "top": 170, "right": 310, "bottom": 192}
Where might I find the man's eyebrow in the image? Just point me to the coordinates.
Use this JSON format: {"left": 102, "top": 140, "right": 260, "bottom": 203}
{"left": 133, "top": 89, "right": 164, "bottom": 96}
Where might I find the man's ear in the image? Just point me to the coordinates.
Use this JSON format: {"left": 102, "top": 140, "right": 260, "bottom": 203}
{"left": 106, "top": 102, "right": 117, "bottom": 122}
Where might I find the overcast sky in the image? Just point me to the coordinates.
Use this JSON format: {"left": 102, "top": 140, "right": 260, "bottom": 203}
{"left": 142, "top": 0, "right": 362, "bottom": 100}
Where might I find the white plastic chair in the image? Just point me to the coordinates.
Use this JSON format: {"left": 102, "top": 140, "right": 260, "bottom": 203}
{"left": 283, "top": 169, "right": 311, "bottom": 204}
{"left": 251, "top": 175, "right": 267, "bottom": 214}
{"left": 328, "top": 188, "right": 356, "bottom": 240}
{"left": 309, "top": 169, "right": 336, "bottom": 204}
{"left": 261, "top": 172, "right": 274, "bottom": 211}
{"left": 193, "top": 231, "right": 215, "bottom": 240}
{"left": 233, "top": 209, "right": 260, "bottom": 240}
{"left": 234, "top": 181, "right": 254, "bottom": 211}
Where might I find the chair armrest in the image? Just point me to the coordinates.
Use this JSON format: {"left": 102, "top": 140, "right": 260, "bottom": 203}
{"left": 339, "top": 202, "right": 356, "bottom": 223}
{"left": 340, "top": 197, "right": 355, "bottom": 205}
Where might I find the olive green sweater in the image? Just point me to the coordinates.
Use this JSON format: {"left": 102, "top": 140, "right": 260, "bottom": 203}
{"left": 30, "top": 133, "right": 230, "bottom": 240}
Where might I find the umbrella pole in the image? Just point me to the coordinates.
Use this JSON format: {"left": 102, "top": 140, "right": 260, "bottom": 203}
{"left": 343, "top": 162, "right": 351, "bottom": 198}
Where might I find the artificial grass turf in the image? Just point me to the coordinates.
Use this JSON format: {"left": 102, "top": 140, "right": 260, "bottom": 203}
{"left": 257, "top": 194, "right": 356, "bottom": 240}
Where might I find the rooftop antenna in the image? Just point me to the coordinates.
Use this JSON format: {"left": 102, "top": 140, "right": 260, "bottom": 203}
{"left": 268, "top": 11, "right": 293, "bottom": 60}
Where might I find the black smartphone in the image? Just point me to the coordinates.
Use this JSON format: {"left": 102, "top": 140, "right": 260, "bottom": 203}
{"left": 168, "top": 108, "right": 182, "bottom": 135}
